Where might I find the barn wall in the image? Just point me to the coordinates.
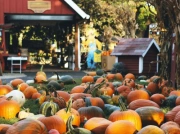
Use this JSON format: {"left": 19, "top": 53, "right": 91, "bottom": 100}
{"left": 0, "top": 0, "right": 75, "bottom": 23}
{"left": 118, "top": 56, "right": 139, "bottom": 75}
{"left": 143, "top": 44, "right": 159, "bottom": 76}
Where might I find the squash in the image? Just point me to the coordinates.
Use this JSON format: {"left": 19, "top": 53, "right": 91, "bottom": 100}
{"left": 60, "top": 75, "right": 76, "bottom": 84}
{"left": 84, "top": 117, "right": 112, "bottom": 134}
{"left": 103, "top": 104, "right": 120, "bottom": 117}
{"left": 82, "top": 75, "right": 94, "bottom": 83}
{"left": 36, "top": 64, "right": 47, "bottom": 79}
{"left": 0, "top": 124, "right": 12, "bottom": 134}
{"left": 150, "top": 93, "right": 166, "bottom": 106}
{"left": 163, "top": 95, "right": 177, "bottom": 108}
{"left": 10, "top": 78, "right": 24, "bottom": 88}
{"left": 96, "top": 69, "right": 105, "bottom": 76}
{"left": 0, "top": 85, "right": 13, "bottom": 95}
{"left": 146, "top": 77, "right": 162, "bottom": 95}
{"left": 23, "top": 86, "right": 38, "bottom": 99}
{"left": 6, "top": 118, "right": 48, "bottom": 134}
{"left": 66, "top": 115, "right": 93, "bottom": 134}
{"left": 135, "top": 106, "right": 165, "bottom": 127}
{"left": 160, "top": 121, "right": 180, "bottom": 134}
{"left": 39, "top": 98, "right": 60, "bottom": 116}
{"left": 124, "top": 73, "right": 135, "bottom": 80}
{"left": 18, "top": 108, "right": 34, "bottom": 119}
{"left": 165, "top": 105, "right": 180, "bottom": 121}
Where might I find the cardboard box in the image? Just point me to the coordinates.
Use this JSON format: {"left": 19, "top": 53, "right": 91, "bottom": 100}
{"left": 101, "top": 56, "right": 116, "bottom": 71}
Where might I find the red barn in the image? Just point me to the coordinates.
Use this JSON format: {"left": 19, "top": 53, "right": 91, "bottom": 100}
{"left": 0, "top": 0, "right": 89, "bottom": 72}
{"left": 111, "top": 38, "right": 160, "bottom": 76}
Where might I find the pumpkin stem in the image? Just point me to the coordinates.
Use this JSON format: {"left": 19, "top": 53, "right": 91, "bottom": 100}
{"left": 118, "top": 97, "right": 127, "bottom": 111}
{"left": 90, "top": 79, "right": 106, "bottom": 97}
{"left": 6, "top": 96, "right": 13, "bottom": 100}
{"left": 40, "top": 64, "right": 44, "bottom": 72}
{"left": 66, "top": 97, "right": 72, "bottom": 113}
{"left": 54, "top": 72, "right": 60, "bottom": 80}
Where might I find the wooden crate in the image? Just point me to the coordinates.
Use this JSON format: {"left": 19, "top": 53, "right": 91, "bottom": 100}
{"left": 101, "top": 56, "right": 116, "bottom": 71}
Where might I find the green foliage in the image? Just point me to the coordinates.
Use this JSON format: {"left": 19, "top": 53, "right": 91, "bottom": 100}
{"left": 111, "top": 62, "right": 127, "bottom": 75}
{"left": 0, "top": 118, "right": 19, "bottom": 125}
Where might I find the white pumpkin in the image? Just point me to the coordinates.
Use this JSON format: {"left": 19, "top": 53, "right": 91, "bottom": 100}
{"left": 5, "top": 90, "right": 25, "bottom": 106}
{"left": 18, "top": 108, "right": 34, "bottom": 119}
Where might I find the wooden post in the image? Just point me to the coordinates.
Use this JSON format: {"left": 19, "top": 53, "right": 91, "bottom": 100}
{"left": 170, "top": 33, "right": 176, "bottom": 87}
{"left": 74, "top": 23, "right": 80, "bottom": 71}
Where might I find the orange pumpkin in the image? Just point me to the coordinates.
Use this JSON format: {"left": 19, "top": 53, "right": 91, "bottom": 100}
{"left": 137, "top": 125, "right": 164, "bottom": 134}
{"left": 70, "top": 86, "right": 86, "bottom": 94}
{"left": 125, "top": 73, "right": 135, "bottom": 80}
{"left": 127, "top": 90, "right": 150, "bottom": 104}
{"left": 23, "top": 86, "right": 38, "bottom": 99}
{"left": 38, "top": 115, "right": 66, "bottom": 134}
{"left": 106, "top": 73, "right": 115, "bottom": 81}
{"left": 105, "top": 120, "right": 137, "bottom": 134}
{"left": 0, "top": 85, "right": 13, "bottom": 95}
{"left": 55, "top": 98, "right": 80, "bottom": 127}
{"left": 10, "top": 78, "right": 24, "bottom": 88}
{"left": 6, "top": 118, "right": 48, "bottom": 134}
{"left": 18, "top": 83, "right": 29, "bottom": 92}
{"left": 81, "top": 75, "right": 94, "bottom": 83}
{"left": 115, "top": 73, "right": 123, "bottom": 81}
{"left": 84, "top": 117, "right": 112, "bottom": 134}
{"left": 150, "top": 94, "right": 166, "bottom": 106}
{"left": 0, "top": 124, "right": 12, "bottom": 134}
{"left": 160, "top": 121, "right": 180, "bottom": 134}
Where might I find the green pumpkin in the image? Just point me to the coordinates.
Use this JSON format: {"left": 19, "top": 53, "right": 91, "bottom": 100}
{"left": 96, "top": 69, "right": 105, "bottom": 76}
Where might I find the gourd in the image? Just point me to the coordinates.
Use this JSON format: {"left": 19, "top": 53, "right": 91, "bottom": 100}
{"left": 96, "top": 69, "right": 105, "bottom": 76}
{"left": 60, "top": 75, "right": 76, "bottom": 84}
{"left": 66, "top": 115, "right": 93, "bottom": 134}
{"left": 36, "top": 65, "right": 47, "bottom": 79}
{"left": 0, "top": 85, "right": 13, "bottom": 95}
{"left": 39, "top": 98, "right": 60, "bottom": 116}
{"left": 10, "top": 78, "right": 24, "bottom": 88}
{"left": 18, "top": 108, "right": 34, "bottom": 119}
{"left": 103, "top": 104, "right": 120, "bottom": 117}
{"left": 0, "top": 124, "right": 12, "bottom": 134}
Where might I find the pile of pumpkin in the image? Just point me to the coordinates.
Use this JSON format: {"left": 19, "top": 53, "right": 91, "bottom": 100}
{"left": 1, "top": 68, "right": 180, "bottom": 134}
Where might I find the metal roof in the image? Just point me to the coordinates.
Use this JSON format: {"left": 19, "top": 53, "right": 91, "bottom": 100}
{"left": 111, "top": 38, "right": 160, "bottom": 57}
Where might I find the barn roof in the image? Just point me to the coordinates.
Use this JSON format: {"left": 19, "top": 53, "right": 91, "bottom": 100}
{"left": 111, "top": 38, "right": 160, "bottom": 57}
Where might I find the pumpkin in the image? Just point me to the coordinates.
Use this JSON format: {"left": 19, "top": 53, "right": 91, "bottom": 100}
{"left": 115, "top": 73, "right": 123, "bottom": 81}
{"left": 5, "top": 90, "right": 26, "bottom": 107}
{"left": 23, "top": 86, "right": 38, "bottom": 99}
{"left": 108, "top": 97, "right": 142, "bottom": 131}
{"left": 135, "top": 106, "right": 165, "bottom": 127}
{"left": 128, "top": 99, "right": 160, "bottom": 110}
{"left": 31, "top": 92, "right": 41, "bottom": 99}
{"left": 0, "top": 124, "right": 12, "bottom": 134}
{"left": 48, "top": 129, "right": 60, "bottom": 134}
{"left": 125, "top": 73, "right": 135, "bottom": 80}
{"left": 105, "top": 120, "right": 137, "bottom": 134}
{"left": 122, "top": 78, "right": 136, "bottom": 88}
{"left": 39, "top": 98, "right": 60, "bottom": 116}
{"left": 99, "top": 85, "right": 114, "bottom": 96}
{"left": 70, "top": 85, "right": 86, "bottom": 94}
{"left": 161, "top": 86, "right": 174, "bottom": 97}
{"left": 146, "top": 77, "right": 162, "bottom": 95}
{"left": 160, "top": 121, "right": 180, "bottom": 134}
{"left": 170, "top": 90, "right": 180, "bottom": 96}
{"left": 38, "top": 115, "right": 66, "bottom": 134}
{"left": 173, "top": 110, "right": 180, "bottom": 125}
{"left": 95, "top": 77, "right": 108, "bottom": 84}
{"left": 0, "top": 96, "right": 20, "bottom": 119}
{"left": 10, "top": 78, "right": 24, "bottom": 88}
{"left": 17, "top": 82, "right": 29, "bottom": 92}
{"left": 46, "top": 80, "right": 64, "bottom": 91}
{"left": 0, "top": 85, "right": 13, "bottom": 95}
{"left": 51, "top": 91, "right": 70, "bottom": 102}
{"left": 86, "top": 71, "right": 96, "bottom": 76}
{"left": 34, "top": 74, "right": 47, "bottom": 83}
{"left": 78, "top": 106, "right": 105, "bottom": 123}
{"left": 82, "top": 75, "right": 94, "bottom": 83}
{"left": 55, "top": 98, "right": 80, "bottom": 127}
{"left": 127, "top": 89, "right": 150, "bottom": 104}
{"left": 66, "top": 116, "right": 92, "bottom": 134}
{"left": 137, "top": 125, "right": 164, "bottom": 134}
{"left": 150, "top": 93, "right": 166, "bottom": 106}
{"left": 96, "top": 69, "right": 104, "bottom": 76}
{"left": 18, "top": 108, "right": 34, "bottom": 119}
{"left": 103, "top": 104, "right": 120, "bottom": 117}
{"left": 106, "top": 73, "right": 115, "bottom": 81}
{"left": 84, "top": 117, "right": 112, "bottom": 134}
{"left": 6, "top": 118, "right": 48, "bottom": 134}
{"left": 165, "top": 105, "right": 180, "bottom": 121}
{"left": 116, "top": 85, "right": 131, "bottom": 98}
{"left": 36, "top": 64, "right": 47, "bottom": 79}
{"left": 70, "top": 93, "right": 92, "bottom": 101}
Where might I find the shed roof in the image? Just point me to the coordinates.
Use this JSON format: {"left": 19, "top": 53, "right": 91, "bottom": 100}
{"left": 111, "top": 38, "right": 160, "bottom": 57}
